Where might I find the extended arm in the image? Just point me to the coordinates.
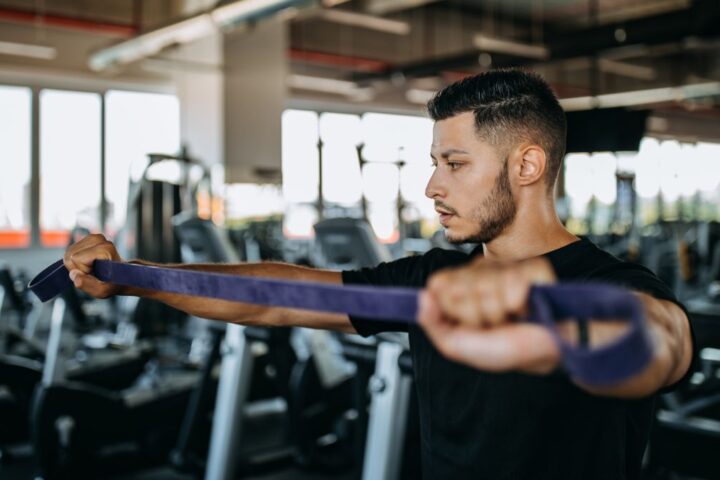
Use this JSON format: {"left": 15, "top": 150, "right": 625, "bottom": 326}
{"left": 65, "top": 234, "right": 355, "bottom": 333}
{"left": 576, "top": 293, "right": 691, "bottom": 397}
{"left": 418, "top": 257, "right": 693, "bottom": 398}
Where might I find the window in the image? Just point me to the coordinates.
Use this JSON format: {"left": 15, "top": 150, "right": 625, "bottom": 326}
{"left": 40, "top": 89, "right": 102, "bottom": 247}
{"left": 281, "top": 110, "right": 319, "bottom": 238}
{"left": 0, "top": 86, "right": 181, "bottom": 250}
{"left": 361, "top": 113, "right": 434, "bottom": 242}
{"left": 0, "top": 85, "right": 32, "bottom": 248}
{"left": 282, "top": 109, "right": 319, "bottom": 204}
{"left": 280, "top": 109, "right": 435, "bottom": 242}
{"left": 319, "top": 113, "right": 362, "bottom": 206}
{"left": 105, "top": 90, "right": 180, "bottom": 234}
{"left": 564, "top": 138, "right": 720, "bottom": 231}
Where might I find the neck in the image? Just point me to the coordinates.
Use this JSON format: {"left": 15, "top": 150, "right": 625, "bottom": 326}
{"left": 482, "top": 197, "right": 578, "bottom": 261}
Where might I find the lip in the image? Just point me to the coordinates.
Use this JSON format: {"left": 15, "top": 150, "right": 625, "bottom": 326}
{"left": 437, "top": 211, "right": 454, "bottom": 226}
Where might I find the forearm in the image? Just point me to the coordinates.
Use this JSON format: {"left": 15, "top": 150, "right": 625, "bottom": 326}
{"left": 117, "top": 260, "right": 353, "bottom": 331}
{"left": 574, "top": 293, "right": 693, "bottom": 398}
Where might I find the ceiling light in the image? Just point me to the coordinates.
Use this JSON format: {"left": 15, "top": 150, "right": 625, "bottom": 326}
{"left": 211, "top": 0, "right": 305, "bottom": 25}
{"left": 559, "top": 82, "right": 720, "bottom": 111}
{"left": 287, "top": 74, "right": 373, "bottom": 100}
{"left": 473, "top": 34, "right": 549, "bottom": 60}
{"left": 563, "top": 57, "right": 657, "bottom": 81}
{"left": 405, "top": 88, "right": 435, "bottom": 105}
{"left": 365, "top": 0, "right": 440, "bottom": 15}
{"left": 597, "top": 59, "right": 656, "bottom": 81}
{"left": 318, "top": 9, "right": 410, "bottom": 35}
{"left": 0, "top": 41, "right": 57, "bottom": 60}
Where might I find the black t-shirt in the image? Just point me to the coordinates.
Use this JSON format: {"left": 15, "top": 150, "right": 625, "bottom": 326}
{"left": 342, "top": 238, "right": 685, "bottom": 480}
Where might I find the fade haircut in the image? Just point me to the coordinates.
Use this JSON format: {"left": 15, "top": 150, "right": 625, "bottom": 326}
{"left": 427, "top": 69, "right": 567, "bottom": 194}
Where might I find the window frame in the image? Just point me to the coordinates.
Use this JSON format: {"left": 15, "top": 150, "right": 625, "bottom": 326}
{"left": 0, "top": 73, "right": 176, "bottom": 251}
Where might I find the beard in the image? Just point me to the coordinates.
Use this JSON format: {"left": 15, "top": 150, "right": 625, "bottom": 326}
{"left": 446, "top": 160, "right": 517, "bottom": 244}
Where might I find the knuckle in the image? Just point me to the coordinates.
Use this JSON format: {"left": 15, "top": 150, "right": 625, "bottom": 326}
{"left": 427, "top": 275, "right": 443, "bottom": 291}
{"left": 474, "top": 280, "right": 486, "bottom": 297}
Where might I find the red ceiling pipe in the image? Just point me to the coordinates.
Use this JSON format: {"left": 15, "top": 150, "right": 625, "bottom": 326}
{"left": 0, "top": 6, "right": 137, "bottom": 36}
{"left": 289, "top": 48, "right": 390, "bottom": 73}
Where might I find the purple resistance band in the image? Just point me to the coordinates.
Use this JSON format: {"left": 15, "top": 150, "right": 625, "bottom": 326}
{"left": 29, "top": 259, "right": 653, "bottom": 386}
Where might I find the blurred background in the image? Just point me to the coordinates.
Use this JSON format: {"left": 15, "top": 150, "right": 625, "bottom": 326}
{"left": 0, "top": 1, "right": 719, "bottom": 479}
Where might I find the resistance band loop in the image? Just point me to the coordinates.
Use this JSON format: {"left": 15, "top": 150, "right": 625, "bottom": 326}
{"left": 30, "top": 259, "right": 653, "bottom": 386}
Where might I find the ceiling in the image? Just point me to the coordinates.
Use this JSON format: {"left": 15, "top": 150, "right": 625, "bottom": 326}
{"left": 0, "top": 0, "right": 718, "bottom": 124}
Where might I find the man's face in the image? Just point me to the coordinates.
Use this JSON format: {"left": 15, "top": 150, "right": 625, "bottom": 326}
{"left": 426, "top": 112, "right": 517, "bottom": 244}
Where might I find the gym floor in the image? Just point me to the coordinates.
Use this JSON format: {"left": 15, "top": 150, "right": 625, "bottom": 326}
{"left": 0, "top": 448, "right": 355, "bottom": 480}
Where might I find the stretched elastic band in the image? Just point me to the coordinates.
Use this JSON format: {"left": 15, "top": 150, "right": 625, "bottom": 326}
{"left": 29, "top": 259, "right": 653, "bottom": 386}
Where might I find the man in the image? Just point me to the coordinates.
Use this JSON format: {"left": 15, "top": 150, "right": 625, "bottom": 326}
{"left": 65, "top": 70, "right": 692, "bottom": 479}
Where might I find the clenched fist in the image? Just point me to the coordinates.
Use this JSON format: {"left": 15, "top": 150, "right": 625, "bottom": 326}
{"left": 418, "top": 257, "right": 562, "bottom": 375}
{"left": 63, "top": 233, "right": 123, "bottom": 299}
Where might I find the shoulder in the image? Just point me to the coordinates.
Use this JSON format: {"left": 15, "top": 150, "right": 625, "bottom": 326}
{"left": 342, "top": 247, "right": 471, "bottom": 288}
{"left": 584, "top": 252, "right": 677, "bottom": 303}
{"left": 421, "top": 247, "right": 471, "bottom": 268}
{"left": 554, "top": 239, "right": 678, "bottom": 302}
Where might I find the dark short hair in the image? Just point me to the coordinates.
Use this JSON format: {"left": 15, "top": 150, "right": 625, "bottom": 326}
{"left": 427, "top": 69, "right": 567, "bottom": 193}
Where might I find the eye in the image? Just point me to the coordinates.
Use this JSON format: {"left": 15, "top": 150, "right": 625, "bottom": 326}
{"left": 447, "top": 162, "right": 461, "bottom": 171}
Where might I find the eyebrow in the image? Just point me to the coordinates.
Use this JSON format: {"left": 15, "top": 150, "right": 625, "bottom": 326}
{"left": 430, "top": 148, "right": 470, "bottom": 160}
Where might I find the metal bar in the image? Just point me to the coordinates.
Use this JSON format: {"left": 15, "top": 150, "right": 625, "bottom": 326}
{"left": 30, "top": 87, "right": 40, "bottom": 247}
{"left": 204, "top": 324, "right": 254, "bottom": 480}
{"left": 41, "top": 297, "right": 66, "bottom": 386}
{"left": 100, "top": 93, "right": 107, "bottom": 233}
{"left": 362, "top": 341, "right": 411, "bottom": 480}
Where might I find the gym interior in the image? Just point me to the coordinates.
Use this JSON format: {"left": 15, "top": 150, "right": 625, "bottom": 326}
{"left": 1, "top": 0, "right": 719, "bottom": 479}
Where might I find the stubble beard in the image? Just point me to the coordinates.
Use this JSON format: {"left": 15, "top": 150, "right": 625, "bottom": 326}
{"left": 446, "top": 160, "right": 517, "bottom": 244}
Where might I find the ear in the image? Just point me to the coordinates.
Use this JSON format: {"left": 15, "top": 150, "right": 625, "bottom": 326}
{"left": 516, "top": 144, "right": 547, "bottom": 187}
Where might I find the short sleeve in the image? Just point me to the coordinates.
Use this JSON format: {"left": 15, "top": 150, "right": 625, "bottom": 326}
{"left": 590, "top": 262, "right": 696, "bottom": 391}
{"left": 342, "top": 249, "right": 471, "bottom": 336}
{"left": 341, "top": 257, "right": 420, "bottom": 336}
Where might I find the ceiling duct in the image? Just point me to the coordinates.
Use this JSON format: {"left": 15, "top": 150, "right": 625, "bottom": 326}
{"left": 352, "top": 0, "right": 720, "bottom": 84}
{"left": 89, "top": 0, "right": 313, "bottom": 71}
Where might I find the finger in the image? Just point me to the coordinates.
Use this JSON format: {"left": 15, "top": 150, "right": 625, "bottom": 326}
{"left": 426, "top": 269, "right": 452, "bottom": 297}
{"left": 418, "top": 291, "right": 457, "bottom": 343}
{"left": 450, "top": 294, "right": 485, "bottom": 327}
{"left": 478, "top": 279, "right": 505, "bottom": 326}
{"left": 435, "top": 323, "right": 560, "bottom": 373}
{"left": 70, "top": 270, "right": 115, "bottom": 299}
{"left": 64, "top": 234, "right": 107, "bottom": 272}
{"left": 499, "top": 266, "right": 530, "bottom": 317}
{"left": 520, "top": 257, "right": 556, "bottom": 285}
{"left": 432, "top": 276, "right": 467, "bottom": 318}
{"left": 68, "top": 241, "right": 115, "bottom": 275}
{"left": 448, "top": 274, "right": 502, "bottom": 327}
{"left": 420, "top": 284, "right": 561, "bottom": 374}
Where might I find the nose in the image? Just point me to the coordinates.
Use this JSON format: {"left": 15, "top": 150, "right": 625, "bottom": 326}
{"left": 425, "top": 168, "right": 445, "bottom": 200}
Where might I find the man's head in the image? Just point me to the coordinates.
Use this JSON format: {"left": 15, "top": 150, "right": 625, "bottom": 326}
{"left": 425, "top": 69, "right": 567, "bottom": 244}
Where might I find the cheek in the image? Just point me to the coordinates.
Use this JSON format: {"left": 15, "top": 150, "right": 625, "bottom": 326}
{"left": 453, "top": 167, "right": 495, "bottom": 215}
